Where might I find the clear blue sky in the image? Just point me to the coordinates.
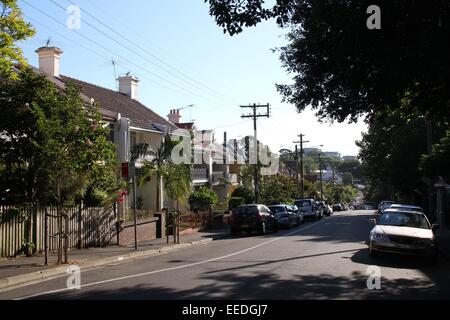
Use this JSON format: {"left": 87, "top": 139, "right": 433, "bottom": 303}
{"left": 18, "top": 0, "right": 367, "bottom": 156}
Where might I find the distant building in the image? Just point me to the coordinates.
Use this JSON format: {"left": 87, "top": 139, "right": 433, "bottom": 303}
{"left": 303, "top": 147, "right": 320, "bottom": 155}
{"left": 323, "top": 151, "right": 341, "bottom": 160}
{"left": 343, "top": 155, "right": 358, "bottom": 161}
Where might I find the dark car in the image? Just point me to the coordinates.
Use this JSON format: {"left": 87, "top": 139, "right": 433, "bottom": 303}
{"left": 230, "top": 204, "right": 278, "bottom": 236}
{"left": 332, "top": 204, "right": 343, "bottom": 212}
{"left": 268, "top": 205, "right": 298, "bottom": 228}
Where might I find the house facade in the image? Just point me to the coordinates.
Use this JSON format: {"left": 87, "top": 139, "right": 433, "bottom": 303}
{"left": 34, "top": 46, "right": 179, "bottom": 216}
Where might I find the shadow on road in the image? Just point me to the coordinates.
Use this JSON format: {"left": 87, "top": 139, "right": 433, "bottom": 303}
{"left": 36, "top": 266, "right": 449, "bottom": 300}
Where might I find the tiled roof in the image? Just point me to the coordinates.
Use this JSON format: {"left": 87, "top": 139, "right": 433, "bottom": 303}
{"left": 60, "top": 75, "right": 177, "bottom": 133}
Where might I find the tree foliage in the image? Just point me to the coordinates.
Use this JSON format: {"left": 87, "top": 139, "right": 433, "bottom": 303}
{"left": 206, "top": 0, "right": 450, "bottom": 122}
{"left": 231, "top": 185, "right": 254, "bottom": 204}
{"left": 420, "top": 130, "right": 450, "bottom": 182}
{"left": 0, "top": 67, "right": 122, "bottom": 261}
{"left": 260, "top": 174, "right": 296, "bottom": 205}
{"left": 189, "top": 186, "right": 218, "bottom": 211}
{"left": 356, "top": 110, "right": 449, "bottom": 204}
{"left": 0, "top": 0, "right": 35, "bottom": 79}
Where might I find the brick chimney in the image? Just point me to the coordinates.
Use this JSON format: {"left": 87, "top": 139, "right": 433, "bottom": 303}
{"left": 167, "top": 109, "right": 181, "bottom": 124}
{"left": 35, "top": 46, "right": 63, "bottom": 77}
{"left": 118, "top": 75, "right": 139, "bottom": 100}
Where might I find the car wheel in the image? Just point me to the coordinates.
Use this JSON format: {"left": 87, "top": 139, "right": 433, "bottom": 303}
{"left": 259, "top": 222, "right": 267, "bottom": 235}
{"left": 230, "top": 228, "right": 238, "bottom": 236}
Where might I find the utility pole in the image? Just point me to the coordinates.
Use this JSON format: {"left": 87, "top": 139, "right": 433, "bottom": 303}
{"left": 318, "top": 152, "right": 323, "bottom": 201}
{"left": 293, "top": 134, "right": 309, "bottom": 199}
{"left": 294, "top": 145, "right": 300, "bottom": 197}
{"left": 241, "top": 103, "right": 270, "bottom": 204}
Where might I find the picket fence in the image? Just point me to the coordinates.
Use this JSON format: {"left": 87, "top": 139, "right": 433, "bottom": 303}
{"left": 0, "top": 203, "right": 118, "bottom": 258}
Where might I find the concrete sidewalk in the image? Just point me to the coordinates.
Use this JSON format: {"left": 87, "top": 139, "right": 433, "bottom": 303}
{"left": 0, "top": 227, "right": 230, "bottom": 290}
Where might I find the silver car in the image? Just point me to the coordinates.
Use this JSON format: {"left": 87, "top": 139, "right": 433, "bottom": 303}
{"left": 369, "top": 209, "right": 439, "bottom": 263}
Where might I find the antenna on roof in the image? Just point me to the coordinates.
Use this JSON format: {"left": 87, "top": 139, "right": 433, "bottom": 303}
{"left": 111, "top": 58, "right": 118, "bottom": 90}
{"left": 125, "top": 71, "right": 131, "bottom": 76}
{"left": 45, "top": 37, "right": 52, "bottom": 47}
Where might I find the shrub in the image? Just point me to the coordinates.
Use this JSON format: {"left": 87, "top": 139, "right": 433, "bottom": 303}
{"left": 228, "top": 197, "right": 244, "bottom": 210}
{"left": 231, "top": 185, "right": 254, "bottom": 204}
{"left": 189, "top": 187, "right": 218, "bottom": 211}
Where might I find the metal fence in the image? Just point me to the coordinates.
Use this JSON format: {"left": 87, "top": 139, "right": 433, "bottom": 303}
{"left": 0, "top": 204, "right": 118, "bottom": 258}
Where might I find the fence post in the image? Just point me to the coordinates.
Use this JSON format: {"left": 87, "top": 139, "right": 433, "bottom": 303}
{"left": 44, "top": 207, "right": 48, "bottom": 266}
{"left": 77, "top": 202, "right": 82, "bottom": 249}
{"left": 64, "top": 213, "right": 69, "bottom": 263}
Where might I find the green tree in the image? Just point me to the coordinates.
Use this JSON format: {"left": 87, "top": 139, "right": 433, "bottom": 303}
{"left": 231, "top": 185, "right": 254, "bottom": 204}
{"left": 356, "top": 110, "right": 448, "bottom": 204}
{"left": 189, "top": 187, "right": 218, "bottom": 211}
{"left": 0, "top": 0, "right": 35, "bottom": 79}
{"left": 342, "top": 172, "right": 354, "bottom": 186}
{"left": 324, "top": 184, "right": 357, "bottom": 204}
{"left": 420, "top": 130, "right": 450, "bottom": 182}
{"left": 260, "top": 174, "right": 296, "bottom": 205}
{"left": 0, "top": 67, "right": 121, "bottom": 262}
{"left": 206, "top": 0, "right": 450, "bottom": 122}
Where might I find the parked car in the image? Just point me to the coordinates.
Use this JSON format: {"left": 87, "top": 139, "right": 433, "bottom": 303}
{"left": 287, "top": 204, "right": 304, "bottom": 225}
{"left": 268, "top": 204, "right": 298, "bottom": 228}
{"left": 332, "top": 203, "right": 344, "bottom": 212}
{"left": 388, "top": 204, "right": 423, "bottom": 212}
{"left": 230, "top": 204, "right": 278, "bottom": 236}
{"left": 378, "top": 200, "right": 394, "bottom": 214}
{"left": 318, "top": 201, "right": 331, "bottom": 216}
{"left": 368, "top": 208, "right": 439, "bottom": 264}
{"left": 294, "top": 199, "right": 321, "bottom": 220}
{"left": 327, "top": 204, "right": 334, "bottom": 215}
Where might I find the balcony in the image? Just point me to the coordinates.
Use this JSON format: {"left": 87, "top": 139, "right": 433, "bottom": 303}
{"left": 191, "top": 167, "right": 208, "bottom": 184}
{"left": 211, "top": 172, "right": 239, "bottom": 185}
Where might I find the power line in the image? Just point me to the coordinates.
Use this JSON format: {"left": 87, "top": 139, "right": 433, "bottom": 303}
{"left": 50, "top": 0, "right": 239, "bottom": 109}
{"left": 21, "top": 0, "right": 236, "bottom": 110}
{"left": 78, "top": 0, "right": 241, "bottom": 106}
{"left": 212, "top": 119, "right": 251, "bottom": 130}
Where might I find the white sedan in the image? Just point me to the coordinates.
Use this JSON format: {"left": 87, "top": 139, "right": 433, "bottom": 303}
{"left": 368, "top": 208, "right": 439, "bottom": 264}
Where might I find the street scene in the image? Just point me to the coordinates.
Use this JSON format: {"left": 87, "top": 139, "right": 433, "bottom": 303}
{"left": 2, "top": 209, "right": 450, "bottom": 300}
{"left": 1, "top": 0, "right": 450, "bottom": 304}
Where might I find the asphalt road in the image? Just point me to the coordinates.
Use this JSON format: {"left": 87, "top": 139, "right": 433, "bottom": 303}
{"left": 2, "top": 210, "right": 450, "bottom": 300}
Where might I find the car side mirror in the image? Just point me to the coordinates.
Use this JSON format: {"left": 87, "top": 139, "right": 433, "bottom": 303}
{"left": 369, "top": 218, "right": 377, "bottom": 226}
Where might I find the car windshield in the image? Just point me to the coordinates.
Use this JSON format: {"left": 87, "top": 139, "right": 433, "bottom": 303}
{"left": 378, "top": 212, "right": 430, "bottom": 229}
{"left": 295, "top": 200, "right": 311, "bottom": 207}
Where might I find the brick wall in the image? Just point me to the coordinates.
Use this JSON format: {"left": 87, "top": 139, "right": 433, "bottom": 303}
{"left": 118, "top": 216, "right": 161, "bottom": 246}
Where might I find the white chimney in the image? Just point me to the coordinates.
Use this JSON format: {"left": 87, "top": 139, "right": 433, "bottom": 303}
{"left": 118, "top": 75, "right": 139, "bottom": 100}
{"left": 35, "top": 46, "right": 63, "bottom": 77}
{"left": 167, "top": 109, "right": 181, "bottom": 124}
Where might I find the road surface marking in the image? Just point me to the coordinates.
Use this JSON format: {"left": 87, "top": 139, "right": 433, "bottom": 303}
{"left": 15, "top": 219, "right": 328, "bottom": 300}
